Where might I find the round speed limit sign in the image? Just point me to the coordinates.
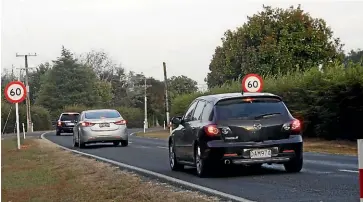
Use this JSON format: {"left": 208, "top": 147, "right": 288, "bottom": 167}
{"left": 241, "top": 74, "right": 264, "bottom": 93}
{"left": 4, "top": 81, "right": 27, "bottom": 104}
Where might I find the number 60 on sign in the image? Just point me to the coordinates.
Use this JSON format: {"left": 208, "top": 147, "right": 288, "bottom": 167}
{"left": 4, "top": 81, "right": 27, "bottom": 104}
{"left": 241, "top": 74, "right": 264, "bottom": 93}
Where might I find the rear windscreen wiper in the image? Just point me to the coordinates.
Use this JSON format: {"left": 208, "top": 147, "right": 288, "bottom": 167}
{"left": 253, "top": 113, "right": 281, "bottom": 119}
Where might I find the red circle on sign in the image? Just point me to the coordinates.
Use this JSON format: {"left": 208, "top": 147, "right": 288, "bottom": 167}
{"left": 4, "top": 81, "right": 27, "bottom": 103}
{"left": 241, "top": 74, "right": 264, "bottom": 93}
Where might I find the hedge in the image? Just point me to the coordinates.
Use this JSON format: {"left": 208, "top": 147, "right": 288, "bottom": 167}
{"left": 171, "top": 62, "right": 363, "bottom": 140}
{"left": 1, "top": 102, "right": 52, "bottom": 134}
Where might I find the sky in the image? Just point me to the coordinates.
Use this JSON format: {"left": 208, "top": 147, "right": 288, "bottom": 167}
{"left": 1, "top": 0, "right": 363, "bottom": 88}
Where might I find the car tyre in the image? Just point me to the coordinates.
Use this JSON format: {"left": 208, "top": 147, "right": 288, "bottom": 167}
{"left": 113, "top": 141, "right": 121, "bottom": 146}
{"left": 195, "top": 145, "right": 211, "bottom": 178}
{"left": 169, "top": 140, "right": 184, "bottom": 171}
{"left": 284, "top": 157, "right": 303, "bottom": 173}
{"left": 120, "top": 140, "right": 128, "bottom": 147}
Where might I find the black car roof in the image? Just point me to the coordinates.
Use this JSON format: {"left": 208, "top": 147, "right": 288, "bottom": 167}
{"left": 196, "top": 92, "right": 282, "bottom": 105}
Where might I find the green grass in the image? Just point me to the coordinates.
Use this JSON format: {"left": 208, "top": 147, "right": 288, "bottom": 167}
{"left": 1, "top": 138, "right": 218, "bottom": 202}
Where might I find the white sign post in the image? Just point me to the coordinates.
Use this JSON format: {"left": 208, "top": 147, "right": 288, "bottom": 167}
{"left": 4, "top": 81, "right": 27, "bottom": 150}
{"left": 22, "top": 123, "right": 26, "bottom": 139}
{"left": 241, "top": 74, "right": 264, "bottom": 93}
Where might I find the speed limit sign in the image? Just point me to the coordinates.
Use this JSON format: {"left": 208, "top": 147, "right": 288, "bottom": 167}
{"left": 241, "top": 74, "right": 264, "bottom": 93}
{"left": 4, "top": 81, "right": 27, "bottom": 104}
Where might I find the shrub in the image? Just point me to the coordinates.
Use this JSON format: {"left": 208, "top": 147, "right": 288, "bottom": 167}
{"left": 171, "top": 63, "right": 363, "bottom": 140}
{"left": 1, "top": 102, "right": 52, "bottom": 134}
{"left": 116, "top": 106, "right": 143, "bottom": 128}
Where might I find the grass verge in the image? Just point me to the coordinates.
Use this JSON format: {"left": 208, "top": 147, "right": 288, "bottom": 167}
{"left": 1, "top": 138, "right": 219, "bottom": 202}
{"left": 136, "top": 130, "right": 357, "bottom": 156}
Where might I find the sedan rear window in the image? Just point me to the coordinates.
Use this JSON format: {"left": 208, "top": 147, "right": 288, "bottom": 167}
{"left": 60, "top": 114, "right": 79, "bottom": 121}
{"left": 85, "top": 111, "right": 121, "bottom": 119}
{"left": 215, "top": 97, "right": 289, "bottom": 121}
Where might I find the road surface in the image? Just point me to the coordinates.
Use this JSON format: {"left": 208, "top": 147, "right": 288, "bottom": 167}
{"left": 43, "top": 129, "right": 358, "bottom": 202}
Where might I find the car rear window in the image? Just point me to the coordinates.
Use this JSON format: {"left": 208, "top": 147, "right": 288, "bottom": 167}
{"left": 60, "top": 114, "right": 79, "bottom": 121}
{"left": 85, "top": 111, "right": 121, "bottom": 119}
{"left": 215, "top": 97, "right": 289, "bottom": 121}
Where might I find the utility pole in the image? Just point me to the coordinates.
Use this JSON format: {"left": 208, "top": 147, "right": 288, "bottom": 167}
{"left": 11, "top": 65, "right": 15, "bottom": 80}
{"left": 163, "top": 62, "right": 170, "bottom": 133}
{"left": 141, "top": 73, "right": 152, "bottom": 133}
{"left": 16, "top": 53, "right": 37, "bottom": 132}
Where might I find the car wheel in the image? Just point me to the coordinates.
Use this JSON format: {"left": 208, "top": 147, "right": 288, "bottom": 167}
{"left": 284, "top": 157, "right": 303, "bottom": 173}
{"left": 120, "top": 140, "right": 128, "bottom": 147}
{"left": 56, "top": 131, "right": 61, "bottom": 136}
{"left": 113, "top": 141, "right": 120, "bottom": 146}
{"left": 195, "top": 145, "right": 210, "bottom": 177}
{"left": 169, "top": 140, "right": 183, "bottom": 171}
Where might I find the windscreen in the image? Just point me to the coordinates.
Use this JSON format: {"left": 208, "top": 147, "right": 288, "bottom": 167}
{"left": 215, "top": 97, "right": 288, "bottom": 121}
{"left": 60, "top": 114, "right": 79, "bottom": 121}
{"left": 85, "top": 111, "right": 121, "bottom": 119}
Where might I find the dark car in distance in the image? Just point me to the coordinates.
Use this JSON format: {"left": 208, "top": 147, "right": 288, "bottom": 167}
{"left": 56, "top": 112, "right": 80, "bottom": 136}
{"left": 168, "top": 92, "right": 303, "bottom": 177}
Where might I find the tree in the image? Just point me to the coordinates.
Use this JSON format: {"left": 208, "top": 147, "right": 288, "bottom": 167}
{"left": 36, "top": 46, "right": 103, "bottom": 114}
{"left": 168, "top": 75, "right": 198, "bottom": 98}
{"left": 206, "top": 4, "right": 344, "bottom": 88}
{"left": 29, "top": 62, "right": 51, "bottom": 104}
{"left": 79, "top": 50, "right": 119, "bottom": 81}
{"left": 345, "top": 49, "right": 363, "bottom": 65}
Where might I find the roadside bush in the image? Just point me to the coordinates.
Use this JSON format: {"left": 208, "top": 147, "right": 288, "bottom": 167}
{"left": 171, "top": 63, "right": 363, "bottom": 140}
{"left": 1, "top": 102, "right": 52, "bottom": 134}
{"left": 116, "top": 106, "right": 143, "bottom": 128}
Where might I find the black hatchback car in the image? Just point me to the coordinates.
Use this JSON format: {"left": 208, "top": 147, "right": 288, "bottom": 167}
{"left": 56, "top": 112, "right": 80, "bottom": 136}
{"left": 168, "top": 92, "right": 303, "bottom": 177}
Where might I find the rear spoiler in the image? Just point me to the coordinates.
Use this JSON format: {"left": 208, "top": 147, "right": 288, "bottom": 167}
{"left": 216, "top": 95, "right": 283, "bottom": 105}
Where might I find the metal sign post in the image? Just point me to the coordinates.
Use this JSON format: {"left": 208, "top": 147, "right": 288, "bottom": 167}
{"left": 4, "top": 81, "right": 27, "bottom": 149}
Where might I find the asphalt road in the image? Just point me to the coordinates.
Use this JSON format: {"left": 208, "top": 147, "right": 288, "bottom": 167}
{"left": 44, "top": 129, "right": 358, "bottom": 202}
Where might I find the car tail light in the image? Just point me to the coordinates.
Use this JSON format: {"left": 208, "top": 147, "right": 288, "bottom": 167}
{"left": 114, "top": 120, "right": 127, "bottom": 125}
{"left": 204, "top": 124, "right": 220, "bottom": 136}
{"left": 81, "top": 122, "right": 95, "bottom": 127}
{"left": 57, "top": 121, "right": 61, "bottom": 126}
{"left": 283, "top": 119, "right": 301, "bottom": 132}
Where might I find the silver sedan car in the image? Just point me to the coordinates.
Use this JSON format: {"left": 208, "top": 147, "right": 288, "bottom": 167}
{"left": 72, "top": 109, "right": 128, "bottom": 148}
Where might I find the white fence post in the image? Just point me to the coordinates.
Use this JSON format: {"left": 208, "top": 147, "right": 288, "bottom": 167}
{"left": 358, "top": 139, "right": 363, "bottom": 202}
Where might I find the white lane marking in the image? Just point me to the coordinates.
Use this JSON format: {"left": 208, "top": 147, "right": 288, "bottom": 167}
{"left": 339, "top": 169, "right": 359, "bottom": 173}
{"left": 41, "top": 131, "right": 254, "bottom": 202}
{"left": 157, "top": 146, "right": 168, "bottom": 149}
{"left": 129, "top": 141, "right": 133, "bottom": 144}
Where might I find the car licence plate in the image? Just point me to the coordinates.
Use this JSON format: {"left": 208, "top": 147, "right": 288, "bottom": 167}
{"left": 66, "top": 123, "right": 74, "bottom": 126}
{"left": 250, "top": 149, "right": 272, "bottom": 159}
{"left": 99, "top": 123, "right": 110, "bottom": 128}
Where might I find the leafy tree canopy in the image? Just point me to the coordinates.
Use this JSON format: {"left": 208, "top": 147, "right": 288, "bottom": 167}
{"left": 206, "top": 4, "right": 344, "bottom": 88}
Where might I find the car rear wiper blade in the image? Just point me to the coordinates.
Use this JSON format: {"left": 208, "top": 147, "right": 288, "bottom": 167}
{"left": 253, "top": 113, "right": 281, "bottom": 119}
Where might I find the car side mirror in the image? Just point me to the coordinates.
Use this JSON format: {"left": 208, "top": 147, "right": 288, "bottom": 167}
{"left": 171, "top": 116, "right": 182, "bottom": 125}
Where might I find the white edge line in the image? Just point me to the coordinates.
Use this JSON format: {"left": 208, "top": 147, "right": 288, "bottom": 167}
{"left": 339, "top": 169, "right": 359, "bottom": 173}
{"left": 40, "top": 131, "right": 255, "bottom": 202}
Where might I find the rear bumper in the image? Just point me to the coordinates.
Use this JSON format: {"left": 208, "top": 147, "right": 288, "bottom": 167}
{"left": 203, "top": 135, "right": 303, "bottom": 165}
{"left": 57, "top": 126, "right": 74, "bottom": 132}
{"left": 80, "top": 128, "right": 128, "bottom": 143}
